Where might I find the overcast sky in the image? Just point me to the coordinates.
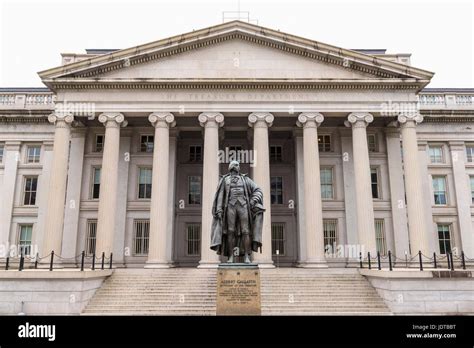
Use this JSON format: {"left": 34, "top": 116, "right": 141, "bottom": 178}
{"left": 0, "top": 0, "right": 472, "bottom": 88}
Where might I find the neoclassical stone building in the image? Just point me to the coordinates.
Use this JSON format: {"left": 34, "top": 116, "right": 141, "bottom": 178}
{"left": 0, "top": 21, "right": 473, "bottom": 268}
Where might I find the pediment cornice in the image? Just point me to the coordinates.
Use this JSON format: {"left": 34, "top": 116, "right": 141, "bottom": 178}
{"left": 39, "top": 21, "right": 433, "bottom": 91}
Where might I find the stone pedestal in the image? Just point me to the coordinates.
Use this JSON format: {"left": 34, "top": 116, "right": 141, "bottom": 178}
{"left": 216, "top": 264, "right": 261, "bottom": 315}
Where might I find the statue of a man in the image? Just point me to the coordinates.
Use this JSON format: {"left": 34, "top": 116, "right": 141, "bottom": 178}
{"left": 210, "top": 160, "right": 265, "bottom": 263}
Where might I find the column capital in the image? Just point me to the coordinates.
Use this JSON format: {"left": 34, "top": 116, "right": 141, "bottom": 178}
{"left": 345, "top": 112, "right": 374, "bottom": 128}
{"left": 149, "top": 112, "right": 176, "bottom": 128}
{"left": 296, "top": 112, "right": 324, "bottom": 128}
{"left": 198, "top": 112, "right": 224, "bottom": 128}
{"left": 98, "top": 112, "right": 127, "bottom": 128}
{"left": 398, "top": 113, "right": 423, "bottom": 127}
{"left": 248, "top": 112, "right": 274, "bottom": 128}
{"left": 48, "top": 112, "right": 74, "bottom": 127}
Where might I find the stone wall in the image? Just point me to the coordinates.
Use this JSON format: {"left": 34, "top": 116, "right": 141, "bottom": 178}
{"left": 0, "top": 270, "right": 111, "bottom": 315}
{"left": 361, "top": 269, "right": 474, "bottom": 314}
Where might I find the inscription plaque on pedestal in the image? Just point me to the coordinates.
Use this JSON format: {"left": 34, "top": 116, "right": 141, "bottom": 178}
{"left": 216, "top": 264, "right": 261, "bottom": 315}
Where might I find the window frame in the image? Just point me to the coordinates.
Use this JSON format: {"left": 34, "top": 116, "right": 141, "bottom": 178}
{"left": 428, "top": 144, "right": 444, "bottom": 164}
{"left": 185, "top": 223, "right": 201, "bottom": 256}
{"left": 323, "top": 219, "right": 338, "bottom": 254}
{"left": 465, "top": 144, "right": 474, "bottom": 163}
{"left": 271, "top": 222, "right": 286, "bottom": 256}
{"left": 318, "top": 134, "right": 331, "bottom": 153}
{"left": 85, "top": 220, "right": 97, "bottom": 256}
{"left": 22, "top": 176, "right": 38, "bottom": 206}
{"left": 139, "top": 134, "right": 154, "bottom": 153}
{"left": 0, "top": 144, "right": 4, "bottom": 163}
{"left": 187, "top": 175, "right": 202, "bottom": 205}
{"left": 370, "top": 167, "right": 380, "bottom": 199}
{"left": 270, "top": 176, "right": 284, "bottom": 205}
{"left": 375, "top": 219, "right": 387, "bottom": 256}
{"left": 189, "top": 145, "right": 203, "bottom": 162}
{"left": 320, "top": 167, "right": 334, "bottom": 200}
{"left": 270, "top": 145, "right": 283, "bottom": 162}
{"left": 437, "top": 223, "right": 452, "bottom": 255}
{"left": 26, "top": 145, "right": 41, "bottom": 164}
{"left": 432, "top": 175, "right": 448, "bottom": 205}
{"left": 470, "top": 176, "right": 474, "bottom": 205}
{"left": 137, "top": 167, "right": 153, "bottom": 200}
{"left": 94, "top": 134, "right": 105, "bottom": 153}
{"left": 367, "top": 134, "right": 377, "bottom": 153}
{"left": 133, "top": 219, "right": 150, "bottom": 256}
{"left": 90, "top": 166, "right": 102, "bottom": 200}
{"left": 18, "top": 224, "right": 33, "bottom": 256}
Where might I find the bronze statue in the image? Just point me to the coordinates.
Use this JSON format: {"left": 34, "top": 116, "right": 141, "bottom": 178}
{"left": 210, "top": 161, "right": 265, "bottom": 263}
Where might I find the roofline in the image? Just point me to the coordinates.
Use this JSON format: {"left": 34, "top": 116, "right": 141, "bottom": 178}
{"left": 421, "top": 88, "right": 474, "bottom": 93}
{"left": 38, "top": 20, "right": 434, "bottom": 81}
{"left": 0, "top": 87, "right": 52, "bottom": 92}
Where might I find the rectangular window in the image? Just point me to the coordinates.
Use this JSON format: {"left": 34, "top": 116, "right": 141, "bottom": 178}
{"left": 271, "top": 223, "right": 285, "bottom": 256}
{"left": 91, "top": 167, "right": 101, "bottom": 199}
{"left": 432, "top": 176, "right": 447, "bottom": 205}
{"left": 375, "top": 219, "right": 387, "bottom": 256}
{"left": 188, "top": 176, "right": 202, "bottom": 205}
{"left": 320, "top": 168, "right": 334, "bottom": 199}
{"left": 429, "top": 145, "right": 444, "bottom": 163}
{"left": 270, "top": 145, "right": 283, "bottom": 162}
{"left": 85, "top": 220, "right": 97, "bottom": 256}
{"left": 0, "top": 144, "right": 4, "bottom": 162}
{"left": 323, "top": 219, "right": 338, "bottom": 252}
{"left": 26, "top": 145, "right": 41, "bottom": 163}
{"left": 367, "top": 134, "right": 377, "bottom": 152}
{"left": 140, "top": 135, "right": 154, "bottom": 153}
{"left": 18, "top": 225, "right": 33, "bottom": 256}
{"left": 437, "top": 224, "right": 451, "bottom": 254}
{"left": 23, "top": 176, "right": 38, "bottom": 205}
{"left": 95, "top": 135, "right": 104, "bottom": 153}
{"left": 318, "top": 135, "right": 331, "bottom": 152}
{"left": 371, "top": 168, "right": 379, "bottom": 199}
{"left": 133, "top": 220, "right": 150, "bottom": 256}
{"left": 186, "top": 224, "right": 201, "bottom": 256}
{"left": 270, "top": 176, "right": 283, "bottom": 205}
{"left": 465, "top": 144, "right": 474, "bottom": 163}
{"left": 471, "top": 176, "right": 474, "bottom": 205}
{"left": 189, "top": 145, "right": 202, "bottom": 162}
{"left": 138, "top": 168, "right": 152, "bottom": 199}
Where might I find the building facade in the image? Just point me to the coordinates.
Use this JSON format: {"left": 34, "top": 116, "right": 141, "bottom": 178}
{"left": 0, "top": 21, "right": 473, "bottom": 268}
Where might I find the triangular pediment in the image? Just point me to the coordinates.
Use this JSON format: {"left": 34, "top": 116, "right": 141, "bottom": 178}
{"left": 39, "top": 21, "right": 434, "bottom": 90}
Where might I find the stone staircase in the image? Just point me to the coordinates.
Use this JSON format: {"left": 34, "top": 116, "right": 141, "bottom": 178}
{"left": 82, "top": 268, "right": 391, "bottom": 315}
{"left": 260, "top": 268, "right": 391, "bottom": 315}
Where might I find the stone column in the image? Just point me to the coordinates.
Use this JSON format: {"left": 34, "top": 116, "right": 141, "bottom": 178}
{"left": 345, "top": 113, "right": 377, "bottom": 255}
{"left": 398, "top": 113, "right": 430, "bottom": 255}
{"left": 42, "top": 113, "right": 74, "bottom": 256}
{"left": 297, "top": 113, "right": 327, "bottom": 267}
{"left": 61, "top": 130, "right": 86, "bottom": 258}
{"left": 146, "top": 112, "right": 176, "bottom": 268}
{"left": 0, "top": 141, "right": 21, "bottom": 253}
{"left": 95, "top": 112, "right": 126, "bottom": 257}
{"left": 248, "top": 112, "right": 274, "bottom": 268}
{"left": 449, "top": 142, "right": 473, "bottom": 258}
{"left": 198, "top": 112, "right": 224, "bottom": 268}
{"left": 385, "top": 126, "right": 410, "bottom": 259}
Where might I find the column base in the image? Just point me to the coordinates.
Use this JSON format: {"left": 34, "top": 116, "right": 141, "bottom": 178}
{"left": 197, "top": 260, "right": 220, "bottom": 269}
{"left": 144, "top": 261, "right": 172, "bottom": 269}
{"left": 299, "top": 260, "right": 328, "bottom": 268}
{"left": 255, "top": 261, "right": 275, "bottom": 269}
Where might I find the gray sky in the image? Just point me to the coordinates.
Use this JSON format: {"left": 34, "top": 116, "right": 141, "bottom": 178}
{"left": 0, "top": 0, "right": 473, "bottom": 88}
